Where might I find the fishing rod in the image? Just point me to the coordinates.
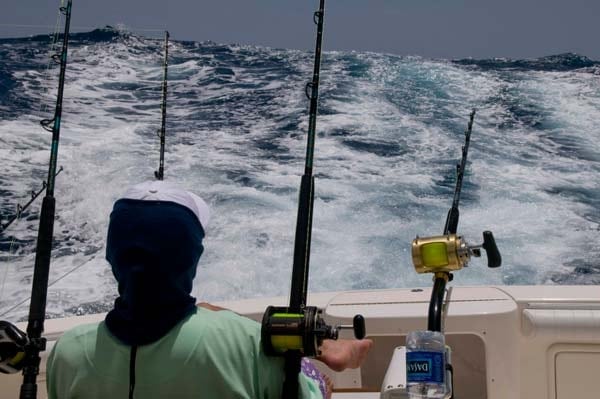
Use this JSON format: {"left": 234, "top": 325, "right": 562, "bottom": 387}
{"left": 154, "top": 30, "right": 169, "bottom": 180}
{"left": 443, "top": 110, "right": 475, "bottom": 237}
{"left": 0, "top": 2, "right": 72, "bottom": 399}
{"left": 261, "top": 1, "right": 364, "bottom": 398}
{"left": 428, "top": 109, "right": 475, "bottom": 333}
{"left": 0, "top": 167, "right": 63, "bottom": 233}
{"left": 408, "top": 110, "right": 501, "bottom": 398}
{"left": 411, "top": 109, "right": 501, "bottom": 331}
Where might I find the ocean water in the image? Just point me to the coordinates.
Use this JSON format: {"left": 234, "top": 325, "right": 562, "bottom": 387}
{"left": 1, "top": 28, "right": 599, "bottom": 321}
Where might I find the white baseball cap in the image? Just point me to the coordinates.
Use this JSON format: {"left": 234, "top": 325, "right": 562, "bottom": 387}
{"left": 121, "top": 180, "right": 210, "bottom": 230}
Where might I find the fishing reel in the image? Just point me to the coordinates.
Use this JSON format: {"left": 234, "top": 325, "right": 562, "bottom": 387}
{"left": 412, "top": 231, "right": 501, "bottom": 274}
{"left": 262, "top": 306, "right": 365, "bottom": 357}
{"left": 0, "top": 321, "right": 28, "bottom": 374}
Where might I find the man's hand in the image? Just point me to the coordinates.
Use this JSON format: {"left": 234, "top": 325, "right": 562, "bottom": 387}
{"left": 197, "top": 302, "right": 374, "bottom": 373}
{"left": 316, "top": 338, "right": 373, "bottom": 372}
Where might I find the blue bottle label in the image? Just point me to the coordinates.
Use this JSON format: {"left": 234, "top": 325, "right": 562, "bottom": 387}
{"left": 406, "top": 350, "right": 445, "bottom": 383}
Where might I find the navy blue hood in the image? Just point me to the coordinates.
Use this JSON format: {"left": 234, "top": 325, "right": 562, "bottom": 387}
{"left": 105, "top": 198, "right": 205, "bottom": 346}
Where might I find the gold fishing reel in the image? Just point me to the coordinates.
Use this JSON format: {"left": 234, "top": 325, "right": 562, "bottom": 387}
{"left": 261, "top": 306, "right": 365, "bottom": 357}
{"left": 412, "top": 231, "right": 501, "bottom": 274}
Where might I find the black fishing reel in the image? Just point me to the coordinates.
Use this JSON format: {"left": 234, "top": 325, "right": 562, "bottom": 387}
{"left": 261, "top": 306, "right": 365, "bottom": 357}
{"left": 0, "top": 321, "right": 28, "bottom": 374}
{"left": 412, "top": 231, "right": 501, "bottom": 274}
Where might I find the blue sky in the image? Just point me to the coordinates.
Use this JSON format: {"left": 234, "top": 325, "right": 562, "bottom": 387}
{"left": 1, "top": 0, "right": 599, "bottom": 59}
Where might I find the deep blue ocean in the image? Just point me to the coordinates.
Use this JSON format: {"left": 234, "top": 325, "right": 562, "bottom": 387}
{"left": 1, "top": 28, "right": 599, "bottom": 321}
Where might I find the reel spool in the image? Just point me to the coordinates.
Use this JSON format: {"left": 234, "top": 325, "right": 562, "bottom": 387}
{"left": 262, "top": 306, "right": 365, "bottom": 357}
{"left": 412, "top": 231, "right": 501, "bottom": 274}
{"left": 0, "top": 321, "right": 27, "bottom": 374}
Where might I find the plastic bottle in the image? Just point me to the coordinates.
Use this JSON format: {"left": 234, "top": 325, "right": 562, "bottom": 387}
{"left": 406, "top": 330, "right": 447, "bottom": 398}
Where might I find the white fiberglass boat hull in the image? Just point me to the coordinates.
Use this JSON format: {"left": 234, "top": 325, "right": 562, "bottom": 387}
{"left": 4, "top": 285, "right": 600, "bottom": 399}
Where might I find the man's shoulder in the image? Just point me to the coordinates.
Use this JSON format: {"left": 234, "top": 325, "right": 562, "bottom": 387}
{"left": 49, "top": 321, "right": 105, "bottom": 368}
{"left": 192, "top": 307, "right": 260, "bottom": 328}
{"left": 185, "top": 307, "right": 261, "bottom": 342}
{"left": 60, "top": 321, "right": 102, "bottom": 340}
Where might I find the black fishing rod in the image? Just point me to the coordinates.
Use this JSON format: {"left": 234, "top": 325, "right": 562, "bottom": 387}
{"left": 154, "top": 30, "right": 169, "bottom": 180}
{"left": 276, "top": 2, "right": 325, "bottom": 396}
{"left": 0, "top": 167, "right": 63, "bottom": 233}
{"left": 443, "top": 109, "right": 475, "bottom": 237}
{"left": 0, "top": 1, "right": 72, "bottom": 397}
{"left": 409, "top": 110, "right": 501, "bottom": 398}
{"left": 289, "top": 0, "right": 325, "bottom": 314}
{"left": 261, "top": 1, "right": 364, "bottom": 398}
{"left": 21, "top": 0, "right": 72, "bottom": 395}
{"left": 410, "top": 109, "right": 501, "bottom": 332}
{"left": 428, "top": 109, "right": 476, "bottom": 332}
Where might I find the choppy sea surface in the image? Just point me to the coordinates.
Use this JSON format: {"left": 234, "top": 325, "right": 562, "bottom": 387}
{"left": 1, "top": 28, "right": 599, "bottom": 321}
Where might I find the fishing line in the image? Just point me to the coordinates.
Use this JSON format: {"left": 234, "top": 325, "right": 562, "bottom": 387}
{"left": 34, "top": 2, "right": 65, "bottom": 121}
{"left": 0, "top": 23, "right": 167, "bottom": 35}
{"left": 0, "top": 204, "right": 21, "bottom": 304}
{"left": 0, "top": 233, "right": 23, "bottom": 305}
{"left": 0, "top": 255, "right": 98, "bottom": 319}
{"left": 0, "top": 169, "right": 63, "bottom": 307}
{"left": 0, "top": 0, "right": 65, "bottom": 306}
{"left": 0, "top": 2, "right": 64, "bottom": 309}
{"left": 1, "top": 168, "right": 64, "bottom": 234}
{"left": 0, "top": 0, "right": 68, "bottom": 309}
{"left": 0, "top": 0, "right": 68, "bottom": 303}
{"left": 0, "top": 246, "right": 16, "bottom": 305}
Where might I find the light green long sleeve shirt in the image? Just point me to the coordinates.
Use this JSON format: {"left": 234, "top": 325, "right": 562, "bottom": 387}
{"left": 46, "top": 307, "right": 322, "bottom": 399}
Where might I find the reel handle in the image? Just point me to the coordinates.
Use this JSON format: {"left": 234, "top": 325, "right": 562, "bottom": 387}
{"left": 336, "top": 314, "right": 366, "bottom": 339}
{"left": 482, "top": 231, "right": 501, "bottom": 268}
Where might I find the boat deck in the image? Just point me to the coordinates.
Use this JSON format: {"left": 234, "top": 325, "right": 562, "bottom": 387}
{"left": 5, "top": 285, "right": 600, "bottom": 398}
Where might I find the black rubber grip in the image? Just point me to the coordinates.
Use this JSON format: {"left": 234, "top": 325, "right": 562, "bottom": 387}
{"left": 482, "top": 231, "right": 502, "bottom": 268}
{"left": 353, "top": 315, "right": 366, "bottom": 339}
